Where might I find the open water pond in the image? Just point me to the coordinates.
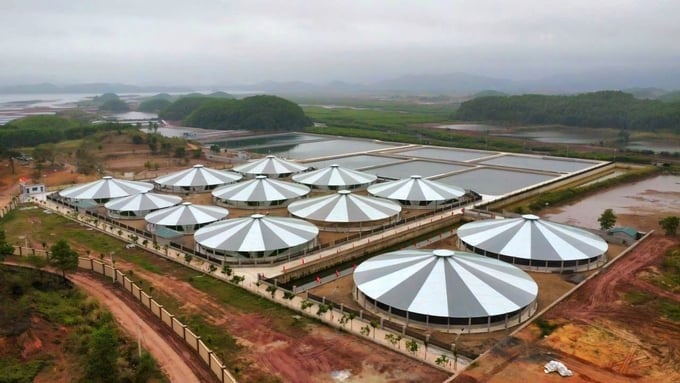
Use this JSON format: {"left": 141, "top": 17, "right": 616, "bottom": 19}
{"left": 435, "top": 168, "right": 556, "bottom": 196}
{"left": 479, "top": 155, "right": 600, "bottom": 173}
{"left": 492, "top": 128, "right": 611, "bottom": 144}
{"left": 365, "top": 160, "right": 471, "bottom": 180}
{"left": 394, "top": 147, "right": 497, "bottom": 162}
{"left": 304, "top": 155, "right": 402, "bottom": 170}
{"left": 543, "top": 175, "right": 680, "bottom": 231}
{"left": 215, "top": 133, "right": 323, "bottom": 148}
{"left": 250, "top": 139, "right": 399, "bottom": 160}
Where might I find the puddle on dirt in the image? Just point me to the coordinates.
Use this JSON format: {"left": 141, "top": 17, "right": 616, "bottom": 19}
{"left": 543, "top": 175, "right": 680, "bottom": 231}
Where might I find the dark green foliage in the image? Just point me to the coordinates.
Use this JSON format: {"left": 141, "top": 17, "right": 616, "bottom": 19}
{"left": 85, "top": 325, "right": 119, "bottom": 382}
{"left": 93, "top": 93, "right": 120, "bottom": 103}
{"left": 0, "top": 357, "right": 46, "bottom": 383}
{"left": 159, "top": 96, "right": 212, "bottom": 120}
{"left": 207, "top": 91, "right": 235, "bottom": 99}
{"left": 598, "top": 209, "right": 617, "bottom": 231}
{"left": 0, "top": 229, "right": 13, "bottom": 260}
{"left": 99, "top": 99, "right": 130, "bottom": 112}
{"left": 455, "top": 91, "right": 680, "bottom": 133}
{"left": 133, "top": 352, "right": 161, "bottom": 383}
{"left": 659, "top": 216, "right": 679, "bottom": 236}
{"left": 0, "top": 116, "right": 135, "bottom": 149}
{"left": 535, "top": 318, "right": 558, "bottom": 336}
{"left": 168, "top": 95, "right": 312, "bottom": 131}
{"left": 49, "top": 239, "right": 78, "bottom": 278}
{"left": 137, "top": 98, "right": 172, "bottom": 113}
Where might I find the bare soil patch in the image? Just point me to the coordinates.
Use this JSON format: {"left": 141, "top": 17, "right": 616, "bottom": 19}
{"left": 456, "top": 235, "right": 680, "bottom": 382}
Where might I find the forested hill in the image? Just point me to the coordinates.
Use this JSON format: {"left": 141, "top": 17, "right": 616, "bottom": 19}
{"left": 161, "top": 95, "right": 312, "bottom": 131}
{"left": 455, "top": 91, "right": 680, "bottom": 132}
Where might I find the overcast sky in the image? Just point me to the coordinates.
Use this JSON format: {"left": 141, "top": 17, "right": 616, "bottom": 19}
{"left": 1, "top": 0, "right": 678, "bottom": 86}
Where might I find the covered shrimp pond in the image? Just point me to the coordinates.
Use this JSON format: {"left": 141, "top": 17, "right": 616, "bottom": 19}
{"left": 434, "top": 168, "right": 557, "bottom": 196}
{"left": 543, "top": 174, "right": 680, "bottom": 231}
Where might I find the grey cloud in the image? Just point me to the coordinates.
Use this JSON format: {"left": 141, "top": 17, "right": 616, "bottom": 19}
{"left": 0, "top": 0, "right": 678, "bottom": 86}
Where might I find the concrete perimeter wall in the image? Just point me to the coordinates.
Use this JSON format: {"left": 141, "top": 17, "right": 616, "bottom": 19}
{"left": 80, "top": 257, "right": 236, "bottom": 383}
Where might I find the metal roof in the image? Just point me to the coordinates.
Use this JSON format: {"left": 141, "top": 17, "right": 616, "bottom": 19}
{"left": 104, "top": 192, "right": 182, "bottom": 212}
{"left": 367, "top": 175, "right": 465, "bottom": 202}
{"left": 457, "top": 215, "right": 608, "bottom": 262}
{"left": 354, "top": 249, "right": 538, "bottom": 318}
{"left": 232, "top": 155, "right": 309, "bottom": 176}
{"left": 59, "top": 176, "right": 153, "bottom": 200}
{"left": 212, "top": 175, "right": 310, "bottom": 203}
{"left": 144, "top": 202, "right": 228, "bottom": 226}
{"left": 195, "top": 214, "right": 318, "bottom": 252}
{"left": 287, "top": 190, "right": 401, "bottom": 223}
{"left": 292, "top": 164, "right": 377, "bottom": 189}
{"left": 154, "top": 164, "right": 242, "bottom": 187}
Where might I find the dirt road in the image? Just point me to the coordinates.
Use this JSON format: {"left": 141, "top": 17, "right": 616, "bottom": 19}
{"left": 68, "top": 272, "right": 217, "bottom": 383}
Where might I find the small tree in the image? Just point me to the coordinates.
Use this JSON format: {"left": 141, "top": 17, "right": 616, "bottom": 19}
{"left": 230, "top": 275, "right": 245, "bottom": 284}
{"left": 598, "top": 209, "right": 617, "bottom": 231}
{"left": 659, "top": 216, "right": 679, "bottom": 236}
{"left": 360, "top": 325, "right": 371, "bottom": 337}
{"left": 85, "top": 324, "right": 119, "bottom": 382}
{"left": 339, "top": 312, "right": 357, "bottom": 330}
{"left": 435, "top": 354, "right": 449, "bottom": 367}
{"left": 208, "top": 264, "right": 217, "bottom": 273}
{"left": 266, "top": 285, "right": 278, "bottom": 298}
{"left": 405, "top": 339, "right": 419, "bottom": 355}
{"left": 370, "top": 320, "right": 378, "bottom": 339}
{"left": 49, "top": 239, "right": 78, "bottom": 280}
{"left": 300, "top": 299, "right": 314, "bottom": 311}
{"left": 184, "top": 254, "right": 193, "bottom": 264}
{"left": 221, "top": 264, "right": 233, "bottom": 276}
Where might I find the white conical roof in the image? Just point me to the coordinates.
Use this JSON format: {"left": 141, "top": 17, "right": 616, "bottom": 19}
{"left": 368, "top": 175, "right": 465, "bottom": 202}
{"left": 212, "top": 175, "right": 310, "bottom": 203}
{"left": 292, "top": 164, "right": 377, "bottom": 189}
{"left": 354, "top": 249, "right": 538, "bottom": 318}
{"left": 195, "top": 214, "right": 318, "bottom": 252}
{"left": 457, "top": 215, "right": 608, "bottom": 263}
{"left": 288, "top": 190, "right": 401, "bottom": 223}
{"left": 154, "top": 164, "right": 242, "bottom": 187}
{"left": 59, "top": 176, "right": 153, "bottom": 200}
{"left": 144, "top": 202, "right": 228, "bottom": 226}
{"left": 105, "top": 191, "right": 182, "bottom": 212}
{"left": 232, "top": 155, "right": 309, "bottom": 177}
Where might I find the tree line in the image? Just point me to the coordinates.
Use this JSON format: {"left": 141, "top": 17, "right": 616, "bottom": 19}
{"left": 0, "top": 115, "right": 136, "bottom": 148}
{"left": 454, "top": 91, "right": 680, "bottom": 133}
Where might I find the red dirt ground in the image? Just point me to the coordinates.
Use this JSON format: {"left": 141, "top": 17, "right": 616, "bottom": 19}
{"left": 455, "top": 235, "right": 680, "bottom": 383}
{"left": 112, "top": 258, "right": 450, "bottom": 383}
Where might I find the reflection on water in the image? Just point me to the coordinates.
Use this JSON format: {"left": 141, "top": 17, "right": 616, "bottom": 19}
{"left": 435, "top": 123, "right": 504, "bottom": 132}
{"left": 213, "top": 133, "right": 322, "bottom": 148}
{"left": 493, "top": 129, "right": 609, "bottom": 144}
{"left": 108, "top": 111, "right": 158, "bottom": 120}
{"left": 543, "top": 175, "right": 680, "bottom": 230}
{"left": 626, "top": 141, "right": 680, "bottom": 154}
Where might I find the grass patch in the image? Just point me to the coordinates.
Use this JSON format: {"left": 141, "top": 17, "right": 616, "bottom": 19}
{"left": 624, "top": 291, "right": 654, "bottom": 306}
{"left": 658, "top": 300, "right": 680, "bottom": 322}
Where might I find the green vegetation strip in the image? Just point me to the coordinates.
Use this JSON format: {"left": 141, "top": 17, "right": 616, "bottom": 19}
{"left": 0, "top": 267, "right": 165, "bottom": 383}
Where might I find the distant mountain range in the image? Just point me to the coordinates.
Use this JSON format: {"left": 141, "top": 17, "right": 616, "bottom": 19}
{"left": 2, "top": 68, "right": 679, "bottom": 97}
{"left": 0, "top": 82, "right": 192, "bottom": 94}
